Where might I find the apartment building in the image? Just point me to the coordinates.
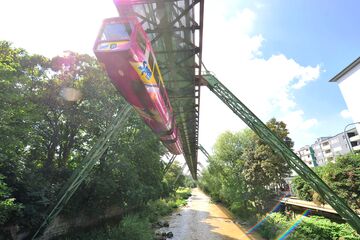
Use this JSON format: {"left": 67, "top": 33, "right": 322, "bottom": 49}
{"left": 295, "top": 145, "right": 317, "bottom": 167}
{"left": 330, "top": 57, "right": 360, "bottom": 135}
{"left": 296, "top": 127, "right": 359, "bottom": 166}
{"left": 312, "top": 133, "right": 349, "bottom": 166}
{"left": 346, "top": 127, "right": 360, "bottom": 152}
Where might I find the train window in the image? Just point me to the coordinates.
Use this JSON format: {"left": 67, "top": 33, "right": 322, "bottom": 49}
{"left": 101, "top": 23, "right": 130, "bottom": 41}
{"left": 137, "top": 30, "right": 147, "bottom": 53}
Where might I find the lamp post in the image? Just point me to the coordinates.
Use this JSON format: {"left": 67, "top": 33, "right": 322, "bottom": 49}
{"left": 343, "top": 122, "right": 360, "bottom": 153}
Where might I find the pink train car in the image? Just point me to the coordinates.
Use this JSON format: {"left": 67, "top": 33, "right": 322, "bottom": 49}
{"left": 94, "top": 17, "right": 183, "bottom": 155}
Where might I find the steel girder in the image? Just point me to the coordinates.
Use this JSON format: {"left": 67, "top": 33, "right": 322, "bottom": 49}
{"left": 201, "top": 73, "right": 360, "bottom": 234}
{"left": 32, "top": 105, "right": 133, "bottom": 239}
{"left": 115, "top": 0, "right": 204, "bottom": 179}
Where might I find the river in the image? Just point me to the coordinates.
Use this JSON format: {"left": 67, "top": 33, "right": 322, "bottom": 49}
{"left": 159, "top": 188, "right": 262, "bottom": 240}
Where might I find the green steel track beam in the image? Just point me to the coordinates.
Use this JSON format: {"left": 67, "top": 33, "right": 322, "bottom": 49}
{"left": 198, "top": 144, "right": 210, "bottom": 160}
{"left": 32, "top": 105, "right": 133, "bottom": 239}
{"left": 173, "top": 163, "right": 187, "bottom": 185}
{"left": 116, "top": 0, "right": 204, "bottom": 179}
{"left": 163, "top": 154, "right": 177, "bottom": 174}
{"left": 201, "top": 73, "right": 360, "bottom": 234}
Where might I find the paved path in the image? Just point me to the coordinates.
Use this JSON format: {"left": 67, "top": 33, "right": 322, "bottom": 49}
{"left": 160, "top": 188, "right": 261, "bottom": 240}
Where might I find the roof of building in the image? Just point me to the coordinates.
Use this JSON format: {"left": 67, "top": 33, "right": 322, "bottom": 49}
{"left": 329, "top": 57, "right": 360, "bottom": 82}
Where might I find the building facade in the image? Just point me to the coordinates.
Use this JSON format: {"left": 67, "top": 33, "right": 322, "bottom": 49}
{"left": 295, "top": 145, "right": 317, "bottom": 167}
{"left": 296, "top": 127, "right": 359, "bottom": 167}
{"left": 329, "top": 57, "right": 360, "bottom": 135}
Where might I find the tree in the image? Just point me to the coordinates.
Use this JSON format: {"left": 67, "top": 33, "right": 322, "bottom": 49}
{"left": 0, "top": 42, "right": 167, "bottom": 237}
{"left": 243, "top": 118, "right": 293, "bottom": 189}
{"left": 292, "top": 153, "right": 360, "bottom": 212}
{"left": 199, "top": 118, "right": 294, "bottom": 216}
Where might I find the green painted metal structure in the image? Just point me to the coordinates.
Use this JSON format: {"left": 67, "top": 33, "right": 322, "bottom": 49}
{"left": 198, "top": 144, "right": 210, "bottom": 160}
{"left": 31, "top": 1, "right": 360, "bottom": 237}
{"left": 163, "top": 154, "right": 177, "bottom": 174}
{"left": 200, "top": 72, "right": 360, "bottom": 234}
{"left": 117, "top": 0, "right": 204, "bottom": 179}
{"left": 32, "top": 105, "right": 133, "bottom": 239}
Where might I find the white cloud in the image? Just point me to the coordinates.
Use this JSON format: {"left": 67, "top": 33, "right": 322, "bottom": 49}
{"left": 199, "top": 3, "right": 321, "bottom": 160}
{"left": 340, "top": 109, "right": 352, "bottom": 119}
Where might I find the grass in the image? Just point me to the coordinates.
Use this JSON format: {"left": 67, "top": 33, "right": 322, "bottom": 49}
{"left": 62, "top": 188, "right": 192, "bottom": 240}
{"left": 62, "top": 215, "right": 152, "bottom": 240}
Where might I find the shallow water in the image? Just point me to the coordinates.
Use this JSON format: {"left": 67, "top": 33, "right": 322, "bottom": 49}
{"left": 159, "top": 188, "right": 261, "bottom": 240}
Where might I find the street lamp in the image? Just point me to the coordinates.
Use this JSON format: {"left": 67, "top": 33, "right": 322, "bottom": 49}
{"left": 343, "top": 122, "right": 360, "bottom": 153}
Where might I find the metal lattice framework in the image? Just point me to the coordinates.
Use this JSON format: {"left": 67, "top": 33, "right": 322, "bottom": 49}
{"left": 115, "top": 0, "right": 204, "bottom": 179}
{"left": 198, "top": 144, "right": 210, "bottom": 160}
{"left": 201, "top": 73, "right": 360, "bottom": 234}
{"left": 163, "top": 154, "right": 177, "bottom": 174}
{"left": 32, "top": 105, "right": 133, "bottom": 239}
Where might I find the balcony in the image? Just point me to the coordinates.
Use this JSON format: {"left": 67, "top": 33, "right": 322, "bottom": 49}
{"left": 353, "top": 145, "right": 360, "bottom": 151}
{"left": 349, "top": 134, "right": 360, "bottom": 142}
{"left": 324, "top": 152, "right": 333, "bottom": 158}
{"left": 322, "top": 144, "right": 331, "bottom": 150}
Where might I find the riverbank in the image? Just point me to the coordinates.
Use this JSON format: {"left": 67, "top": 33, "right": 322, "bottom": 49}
{"left": 59, "top": 187, "right": 192, "bottom": 240}
{"left": 157, "top": 188, "right": 261, "bottom": 240}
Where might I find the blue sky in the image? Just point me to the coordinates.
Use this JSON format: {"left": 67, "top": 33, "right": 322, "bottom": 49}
{"left": 0, "top": 0, "right": 359, "bottom": 161}
{"left": 198, "top": 0, "right": 360, "bottom": 155}
{"left": 255, "top": 0, "right": 360, "bottom": 138}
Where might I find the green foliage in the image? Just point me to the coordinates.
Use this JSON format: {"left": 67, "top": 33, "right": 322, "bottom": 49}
{"left": 114, "top": 215, "right": 153, "bottom": 240}
{"left": 162, "top": 160, "right": 186, "bottom": 196}
{"left": 257, "top": 213, "right": 359, "bottom": 240}
{"left": 183, "top": 175, "right": 196, "bottom": 188}
{"left": 257, "top": 212, "right": 289, "bottom": 239}
{"left": 142, "top": 188, "right": 190, "bottom": 223}
{"left": 0, "top": 174, "right": 23, "bottom": 226}
{"left": 142, "top": 199, "right": 173, "bottom": 222}
{"left": 292, "top": 175, "right": 314, "bottom": 201}
{"left": 64, "top": 188, "right": 191, "bottom": 240}
{"left": 176, "top": 187, "right": 192, "bottom": 200}
{"left": 0, "top": 41, "right": 167, "bottom": 236}
{"left": 292, "top": 153, "right": 360, "bottom": 211}
{"left": 63, "top": 214, "right": 153, "bottom": 240}
{"left": 199, "top": 119, "right": 293, "bottom": 217}
{"left": 289, "top": 216, "right": 358, "bottom": 240}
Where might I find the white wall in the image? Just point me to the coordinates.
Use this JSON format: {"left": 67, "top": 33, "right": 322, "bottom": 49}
{"left": 337, "top": 63, "right": 360, "bottom": 134}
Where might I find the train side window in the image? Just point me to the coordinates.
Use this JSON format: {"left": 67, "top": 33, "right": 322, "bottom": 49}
{"left": 101, "top": 23, "right": 130, "bottom": 41}
{"left": 137, "top": 30, "right": 147, "bottom": 53}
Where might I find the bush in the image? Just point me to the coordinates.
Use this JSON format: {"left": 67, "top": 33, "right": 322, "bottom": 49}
{"left": 142, "top": 199, "right": 172, "bottom": 222}
{"left": 63, "top": 214, "right": 152, "bottom": 240}
{"left": 113, "top": 215, "right": 153, "bottom": 240}
{"left": 176, "top": 187, "right": 192, "bottom": 199}
{"left": 289, "top": 216, "right": 358, "bottom": 240}
{"left": 0, "top": 174, "right": 23, "bottom": 226}
{"left": 256, "top": 213, "right": 359, "bottom": 240}
{"left": 257, "top": 213, "right": 289, "bottom": 239}
{"left": 292, "top": 153, "right": 360, "bottom": 211}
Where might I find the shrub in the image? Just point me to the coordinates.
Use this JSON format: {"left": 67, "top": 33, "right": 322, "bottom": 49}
{"left": 143, "top": 199, "right": 172, "bottom": 222}
{"left": 176, "top": 187, "right": 192, "bottom": 199}
{"left": 256, "top": 213, "right": 359, "bottom": 240}
{"left": 0, "top": 174, "right": 23, "bottom": 226}
{"left": 63, "top": 214, "right": 152, "bottom": 240}
{"left": 257, "top": 213, "right": 289, "bottom": 239}
{"left": 113, "top": 215, "right": 153, "bottom": 240}
{"left": 289, "top": 216, "right": 359, "bottom": 240}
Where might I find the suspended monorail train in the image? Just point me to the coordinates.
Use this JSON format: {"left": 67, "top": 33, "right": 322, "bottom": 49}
{"left": 93, "top": 17, "right": 183, "bottom": 155}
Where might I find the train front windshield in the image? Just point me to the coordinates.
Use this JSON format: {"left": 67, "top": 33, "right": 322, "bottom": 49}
{"left": 101, "top": 23, "right": 131, "bottom": 41}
